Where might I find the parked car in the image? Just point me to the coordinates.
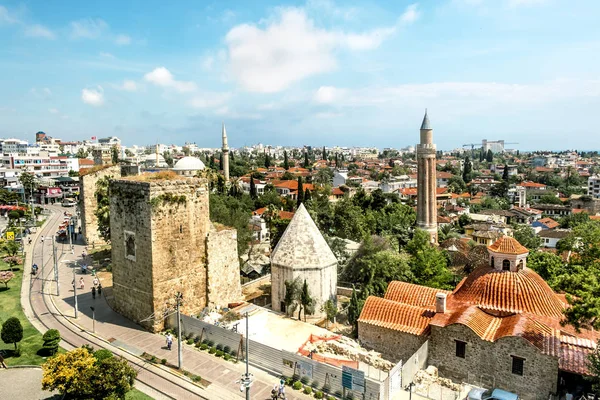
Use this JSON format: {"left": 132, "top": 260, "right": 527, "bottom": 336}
{"left": 62, "top": 199, "right": 77, "bottom": 207}
{"left": 467, "top": 388, "right": 519, "bottom": 400}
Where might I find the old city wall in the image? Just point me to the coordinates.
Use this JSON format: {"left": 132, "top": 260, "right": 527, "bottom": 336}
{"left": 428, "top": 324, "right": 558, "bottom": 400}
{"left": 110, "top": 180, "right": 154, "bottom": 330}
{"left": 358, "top": 322, "right": 428, "bottom": 364}
{"left": 81, "top": 165, "right": 121, "bottom": 246}
{"left": 205, "top": 226, "right": 243, "bottom": 308}
{"left": 149, "top": 178, "right": 211, "bottom": 330}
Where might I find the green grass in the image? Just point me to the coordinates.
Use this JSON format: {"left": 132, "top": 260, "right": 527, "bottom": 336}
{"left": 126, "top": 388, "right": 154, "bottom": 400}
{"left": 0, "top": 263, "right": 48, "bottom": 366}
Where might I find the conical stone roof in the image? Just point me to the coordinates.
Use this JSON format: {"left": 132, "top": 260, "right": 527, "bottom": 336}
{"left": 271, "top": 203, "right": 338, "bottom": 269}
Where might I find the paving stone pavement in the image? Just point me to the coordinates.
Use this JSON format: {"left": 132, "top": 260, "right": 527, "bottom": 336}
{"left": 25, "top": 206, "right": 312, "bottom": 400}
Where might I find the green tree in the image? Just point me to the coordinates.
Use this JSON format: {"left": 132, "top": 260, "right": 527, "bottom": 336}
{"left": 299, "top": 279, "right": 314, "bottom": 321}
{"left": 304, "top": 152, "right": 310, "bottom": 168}
{"left": 124, "top": 149, "right": 134, "bottom": 157}
{"left": 75, "top": 148, "right": 89, "bottom": 158}
{"left": 265, "top": 153, "right": 271, "bottom": 168}
{"left": 559, "top": 212, "right": 590, "bottom": 228}
{"left": 527, "top": 251, "right": 564, "bottom": 287}
{"left": 249, "top": 177, "right": 257, "bottom": 199}
{"left": 347, "top": 287, "right": 363, "bottom": 334}
{"left": 283, "top": 150, "right": 289, "bottom": 170}
{"left": 296, "top": 176, "right": 304, "bottom": 207}
{"left": 321, "top": 300, "right": 337, "bottom": 328}
{"left": 68, "top": 170, "right": 79, "bottom": 177}
{"left": 182, "top": 146, "right": 191, "bottom": 156}
{"left": 209, "top": 193, "right": 254, "bottom": 254}
{"left": 19, "top": 171, "right": 37, "bottom": 202}
{"left": 94, "top": 175, "right": 113, "bottom": 243}
{"left": 3, "top": 240, "right": 21, "bottom": 257}
{"left": 486, "top": 149, "right": 493, "bottom": 162}
{"left": 406, "top": 229, "right": 453, "bottom": 289}
{"left": 512, "top": 225, "right": 542, "bottom": 251}
{"left": 1, "top": 317, "right": 23, "bottom": 350}
{"left": 448, "top": 176, "right": 467, "bottom": 193}
{"left": 462, "top": 156, "right": 472, "bottom": 183}
{"left": 502, "top": 164, "right": 509, "bottom": 181}
{"left": 587, "top": 339, "right": 600, "bottom": 392}
{"left": 322, "top": 146, "right": 327, "bottom": 160}
{"left": 314, "top": 168, "right": 333, "bottom": 185}
{"left": 163, "top": 151, "right": 174, "bottom": 167}
{"left": 111, "top": 146, "right": 119, "bottom": 164}
{"left": 42, "top": 329, "right": 61, "bottom": 355}
{"left": 283, "top": 277, "right": 301, "bottom": 317}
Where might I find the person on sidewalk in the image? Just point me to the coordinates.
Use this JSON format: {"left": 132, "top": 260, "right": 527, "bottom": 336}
{"left": 166, "top": 333, "right": 173, "bottom": 350}
{"left": 93, "top": 277, "right": 99, "bottom": 287}
{"left": 79, "top": 277, "right": 85, "bottom": 290}
{"left": 91, "top": 286, "right": 96, "bottom": 300}
{"left": 32, "top": 264, "right": 38, "bottom": 275}
{"left": 97, "top": 283, "right": 102, "bottom": 296}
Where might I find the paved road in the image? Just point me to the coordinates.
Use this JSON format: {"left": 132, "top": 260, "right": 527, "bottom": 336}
{"left": 0, "top": 367, "right": 58, "bottom": 399}
{"left": 24, "top": 205, "right": 310, "bottom": 400}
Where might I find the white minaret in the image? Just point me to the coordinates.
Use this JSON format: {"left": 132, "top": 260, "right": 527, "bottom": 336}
{"left": 222, "top": 122, "right": 229, "bottom": 182}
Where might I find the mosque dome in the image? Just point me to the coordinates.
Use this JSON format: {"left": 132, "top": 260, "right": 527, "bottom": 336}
{"left": 451, "top": 237, "right": 565, "bottom": 318}
{"left": 172, "top": 156, "right": 205, "bottom": 176}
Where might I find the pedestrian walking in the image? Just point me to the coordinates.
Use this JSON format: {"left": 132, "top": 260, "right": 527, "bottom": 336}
{"left": 166, "top": 333, "right": 173, "bottom": 350}
{"left": 0, "top": 352, "right": 7, "bottom": 369}
{"left": 91, "top": 286, "right": 96, "bottom": 299}
{"left": 79, "top": 277, "right": 85, "bottom": 290}
{"left": 97, "top": 283, "right": 102, "bottom": 296}
{"left": 32, "top": 264, "right": 38, "bottom": 275}
{"left": 28, "top": 237, "right": 32, "bottom": 245}
{"left": 93, "top": 277, "right": 99, "bottom": 287}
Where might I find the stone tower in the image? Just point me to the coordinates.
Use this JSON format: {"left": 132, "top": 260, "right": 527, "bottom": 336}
{"left": 271, "top": 203, "right": 338, "bottom": 318}
{"left": 417, "top": 110, "right": 438, "bottom": 243}
{"left": 110, "top": 174, "right": 242, "bottom": 331}
{"left": 222, "top": 123, "right": 229, "bottom": 182}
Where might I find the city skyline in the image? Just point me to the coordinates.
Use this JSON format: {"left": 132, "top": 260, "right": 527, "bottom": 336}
{"left": 1, "top": 0, "right": 599, "bottom": 150}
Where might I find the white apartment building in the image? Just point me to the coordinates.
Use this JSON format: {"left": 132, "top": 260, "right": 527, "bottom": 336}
{"left": 380, "top": 175, "right": 417, "bottom": 193}
{"left": 588, "top": 175, "right": 600, "bottom": 198}
{"left": 0, "top": 139, "right": 29, "bottom": 154}
{"left": 1, "top": 152, "right": 69, "bottom": 178}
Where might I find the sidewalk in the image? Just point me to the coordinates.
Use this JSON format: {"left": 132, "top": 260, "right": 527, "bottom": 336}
{"left": 28, "top": 206, "right": 309, "bottom": 400}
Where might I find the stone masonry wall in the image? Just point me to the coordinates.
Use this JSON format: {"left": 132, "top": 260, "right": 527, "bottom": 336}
{"left": 358, "top": 322, "right": 428, "bottom": 363}
{"left": 428, "top": 324, "right": 558, "bottom": 400}
{"left": 110, "top": 177, "right": 211, "bottom": 331}
{"left": 81, "top": 165, "right": 121, "bottom": 246}
{"left": 205, "top": 226, "right": 243, "bottom": 308}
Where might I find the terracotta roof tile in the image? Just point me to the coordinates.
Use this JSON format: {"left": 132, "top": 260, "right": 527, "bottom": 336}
{"left": 359, "top": 296, "right": 435, "bottom": 335}
{"left": 384, "top": 281, "right": 451, "bottom": 309}
{"left": 451, "top": 266, "right": 565, "bottom": 318}
{"left": 488, "top": 236, "right": 529, "bottom": 255}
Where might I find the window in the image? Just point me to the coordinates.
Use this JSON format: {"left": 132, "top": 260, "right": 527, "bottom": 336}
{"left": 511, "top": 356, "right": 524, "bottom": 376}
{"left": 490, "top": 256, "right": 495, "bottom": 268}
{"left": 455, "top": 340, "right": 466, "bottom": 358}
{"left": 124, "top": 231, "right": 136, "bottom": 261}
{"left": 502, "top": 259, "right": 510, "bottom": 271}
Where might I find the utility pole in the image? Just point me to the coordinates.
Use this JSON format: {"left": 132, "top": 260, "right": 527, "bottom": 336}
{"left": 52, "top": 236, "right": 59, "bottom": 296}
{"left": 90, "top": 306, "right": 95, "bottom": 333}
{"left": 174, "top": 292, "right": 183, "bottom": 369}
{"left": 73, "top": 266, "right": 78, "bottom": 318}
{"left": 68, "top": 216, "right": 74, "bottom": 254}
{"left": 237, "top": 312, "right": 253, "bottom": 399}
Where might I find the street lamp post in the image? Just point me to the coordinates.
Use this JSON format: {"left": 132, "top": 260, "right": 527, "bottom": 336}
{"left": 90, "top": 306, "right": 95, "bottom": 333}
{"left": 52, "top": 235, "right": 59, "bottom": 296}
{"left": 237, "top": 312, "right": 253, "bottom": 399}
{"left": 73, "top": 266, "right": 78, "bottom": 318}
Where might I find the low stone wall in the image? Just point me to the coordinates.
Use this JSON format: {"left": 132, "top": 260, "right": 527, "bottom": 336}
{"left": 337, "top": 286, "right": 356, "bottom": 297}
{"left": 241, "top": 274, "right": 271, "bottom": 292}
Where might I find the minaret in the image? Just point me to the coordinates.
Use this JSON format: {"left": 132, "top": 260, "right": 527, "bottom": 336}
{"left": 416, "top": 110, "right": 438, "bottom": 243}
{"left": 222, "top": 122, "right": 230, "bottom": 182}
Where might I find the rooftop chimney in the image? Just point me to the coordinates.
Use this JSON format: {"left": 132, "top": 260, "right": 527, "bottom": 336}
{"left": 436, "top": 293, "right": 447, "bottom": 314}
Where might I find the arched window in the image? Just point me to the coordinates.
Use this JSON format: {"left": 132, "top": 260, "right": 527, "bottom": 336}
{"left": 518, "top": 260, "right": 524, "bottom": 270}
{"left": 502, "top": 259, "right": 510, "bottom": 271}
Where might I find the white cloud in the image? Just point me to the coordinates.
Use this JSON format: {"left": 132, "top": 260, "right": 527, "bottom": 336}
{"left": 144, "top": 67, "right": 197, "bottom": 93}
{"left": 48, "top": 108, "right": 59, "bottom": 114}
{"left": 70, "top": 18, "right": 108, "bottom": 39}
{"left": 30, "top": 87, "right": 52, "bottom": 99}
{"left": 306, "top": 0, "right": 358, "bottom": 21}
{"left": 99, "top": 52, "right": 115, "bottom": 58}
{"left": 115, "top": 34, "right": 131, "bottom": 45}
{"left": 0, "top": 5, "right": 19, "bottom": 25}
{"left": 399, "top": 4, "right": 420, "bottom": 24}
{"left": 121, "top": 80, "right": 137, "bottom": 91}
{"left": 314, "top": 86, "right": 343, "bottom": 104}
{"left": 225, "top": 8, "right": 401, "bottom": 93}
{"left": 24, "top": 24, "right": 56, "bottom": 39}
{"left": 81, "top": 86, "right": 105, "bottom": 106}
{"left": 189, "top": 92, "right": 231, "bottom": 109}
{"left": 215, "top": 106, "right": 262, "bottom": 120}
{"left": 315, "top": 111, "right": 343, "bottom": 118}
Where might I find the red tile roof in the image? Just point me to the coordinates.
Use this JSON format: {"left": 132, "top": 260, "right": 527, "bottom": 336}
{"left": 384, "top": 281, "right": 450, "bottom": 309}
{"left": 488, "top": 236, "right": 529, "bottom": 255}
{"left": 519, "top": 181, "right": 547, "bottom": 188}
{"left": 538, "top": 217, "right": 559, "bottom": 229}
{"left": 359, "top": 296, "right": 436, "bottom": 335}
{"left": 253, "top": 207, "right": 295, "bottom": 220}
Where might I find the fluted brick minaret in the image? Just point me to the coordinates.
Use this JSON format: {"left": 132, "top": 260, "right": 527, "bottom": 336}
{"left": 416, "top": 110, "right": 438, "bottom": 243}
{"left": 222, "top": 122, "right": 229, "bottom": 182}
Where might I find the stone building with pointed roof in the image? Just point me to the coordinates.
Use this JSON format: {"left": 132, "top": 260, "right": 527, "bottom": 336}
{"left": 271, "top": 203, "right": 338, "bottom": 318}
{"left": 358, "top": 235, "right": 598, "bottom": 400}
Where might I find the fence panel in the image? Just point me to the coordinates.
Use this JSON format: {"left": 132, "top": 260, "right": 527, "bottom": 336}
{"left": 165, "top": 314, "right": 243, "bottom": 355}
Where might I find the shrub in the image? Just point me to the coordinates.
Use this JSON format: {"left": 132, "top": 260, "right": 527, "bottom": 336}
{"left": 93, "top": 349, "right": 113, "bottom": 362}
{"left": 161, "top": 358, "right": 167, "bottom": 365}
{"left": 216, "top": 344, "right": 223, "bottom": 351}
{"left": 314, "top": 391, "right": 324, "bottom": 399}
{"left": 327, "top": 396, "right": 336, "bottom": 400}
{"left": 285, "top": 377, "right": 294, "bottom": 386}
{"left": 194, "top": 335, "right": 202, "bottom": 343}
{"left": 207, "top": 340, "right": 214, "bottom": 347}
{"left": 215, "top": 350, "right": 224, "bottom": 357}
{"left": 223, "top": 354, "right": 231, "bottom": 361}
{"left": 186, "top": 339, "right": 194, "bottom": 345}
{"left": 150, "top": 355, "right": 157, "bottom": 363}
{"left": 195, "top": 341, "right": 201, "bottom": 348}
{"left": 304, "top": 386, "right": 313, "bottom": 395}
{"left": 184, "top": 371, "right": 190, "bottom": 376}
{"left": 230, "top": 350, "right": 237, "bottom": 357}
{"left": 312, "top": 379, "right": 319, "bottom": 388}
{"left": 301, "top": 376, "right": 310, "bottom": 385}
{"left": 293, "top": 381, "right": 303, "bottom": 390}
{"left": 208, "top": 347, "right": 216, "bottom": 354}
{"left": 1, "top": 317, "right": 23, "bottom": 350}
{"left": 202, "top": 338, "right": 209, "bottom": 345}
{"left": 200, "top": 343, "right": 208, "bottom": 350}
{"left": 223, "top": 345, "right": 231, "bottom": 353}
{"left": 185, "top": 332, "right": 193, "bottom": 340}
{"left": 42, "top": 329, "right": 61, "bottom": 355}
{"left": 193, "top": 375, "right": 202, "bottom": 383}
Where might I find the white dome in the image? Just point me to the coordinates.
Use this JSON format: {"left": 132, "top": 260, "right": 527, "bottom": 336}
{"left": 173, "top": 156, "right": 205, "bottom": 171}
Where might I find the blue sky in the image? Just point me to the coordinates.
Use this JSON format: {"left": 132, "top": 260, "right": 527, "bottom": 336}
{"left": 0, "top": 0, "right": 599, "bottom": 150}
